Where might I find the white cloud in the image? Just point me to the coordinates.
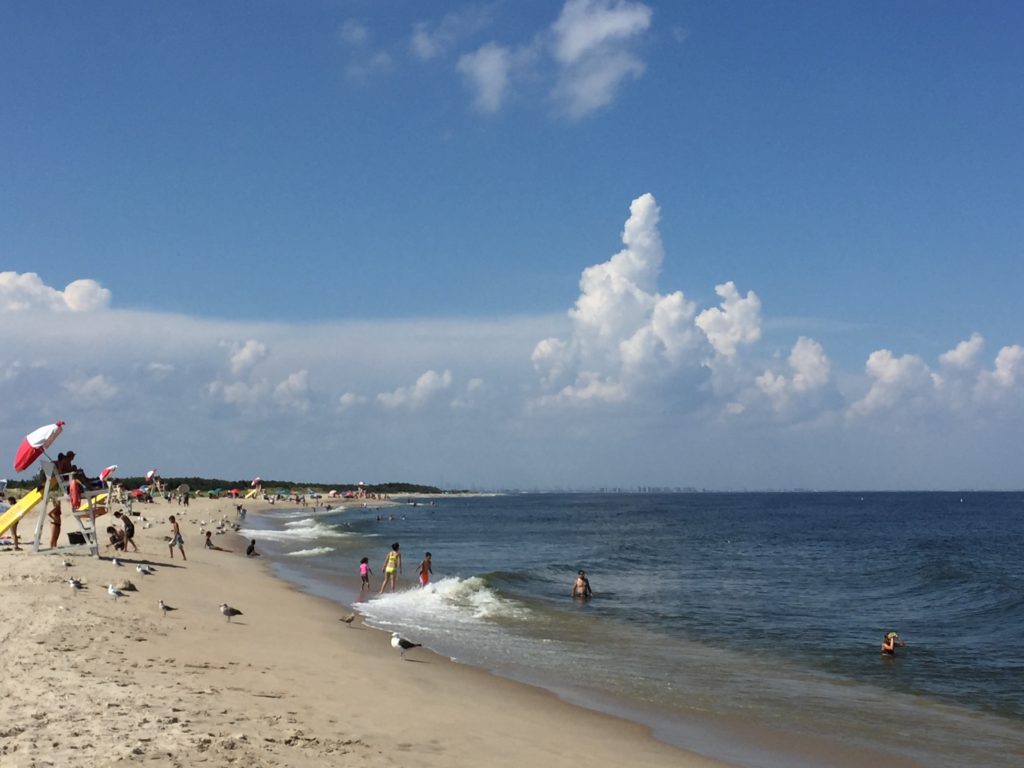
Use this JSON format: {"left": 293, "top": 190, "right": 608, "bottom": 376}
{"left": 377, "top": 369, "right": 453, "bottom": 411}
{"left": 756, "top": 337, "right": 830, "bottom": 413}
{"left": 850, "top": 350, "right": 936, "bottom": 417}
{"left": 339, "top": 19, "right": 369, "bottom": 46}
{"left": 694, "top": 282, "right": 762, "bottom": 359}
{"left": 338, "top": 392, "right": 367, "bottom": 412}
{"left": 207, "top": 379, "right": 266, "bottom": 407}
{"left": 451, "top": 377, "right": 485, "bottom": 409}
{"left": 345, "top": 50, "right": 393, "bottom": 83}
{"left": 534, "top": 193, "right": 703, "bottom": 405}
{"left": 457, "top": 43, "right": 512, "bottom": 113}
{"left": 0, "top": 272, "right": 111, "bottom": 313}
{"left": 411, "top": 7, "right": 493, "bottom": 61}
{"left": 229, "top": 339, "right": 268, "bottom": 375}
{"left": 534, "top": 370, "right": 628, "bottom": 408}
{"left": 975, "top": 345, "right": 1024, "bottom": 403}
{"left": 65, "top": 374, "right": 118, "bottom": 403}
{"left": 550, "top": 0, "right": 652, "bottom": 118}
{"left": 274, "top": 370, "right": 310, "bottom": 412}
{"left": 939, "top": 333, "right": 984, "bottom": 370}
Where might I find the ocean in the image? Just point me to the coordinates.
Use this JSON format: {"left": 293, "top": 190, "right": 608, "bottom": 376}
{"left": 240, "top": 492, "right": 1024, "bottom": 768}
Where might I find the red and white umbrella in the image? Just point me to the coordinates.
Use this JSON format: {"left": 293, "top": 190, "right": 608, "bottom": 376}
{"left": 100, "top": 465, "right": 118, "bottom": 483}
{"left": 145, "top": 469, "right": 157, "bottom": 481}
{"left": 13, "top": 421, "right": 65, "bottom": 472}
{"left": 251, "top": 476, "right": 262, "bottom": 487}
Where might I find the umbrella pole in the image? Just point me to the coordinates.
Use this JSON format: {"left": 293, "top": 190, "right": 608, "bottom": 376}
{"left": 32, "top": 461, "right": 56, "bottom": 553}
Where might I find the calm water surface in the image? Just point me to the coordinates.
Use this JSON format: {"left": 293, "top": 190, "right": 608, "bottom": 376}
{"left": 242, "top": 492, "right": 1024, "bottom": 768}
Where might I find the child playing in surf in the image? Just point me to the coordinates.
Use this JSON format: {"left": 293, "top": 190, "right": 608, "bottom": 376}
{"left": 417, "top": 552, "right": 432, "bottom": 587}
{"left": 359, "top": 557, "right": 372, "bottom": 590}
{"left": 379, "top": 542, "right": 401, "bottom": 593}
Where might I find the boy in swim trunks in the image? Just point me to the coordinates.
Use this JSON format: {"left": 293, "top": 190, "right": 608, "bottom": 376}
{"left": 417, "top": 552, "right": 432, "bottom": 587}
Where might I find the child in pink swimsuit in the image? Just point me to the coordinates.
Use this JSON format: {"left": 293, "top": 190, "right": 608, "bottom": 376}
{"left": 359, "top": 557, "right": 372, "bottom": 590}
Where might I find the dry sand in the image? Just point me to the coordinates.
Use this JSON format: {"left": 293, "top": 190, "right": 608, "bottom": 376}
{"left": 0, "top": 495, "right": 732, "bottom": 768}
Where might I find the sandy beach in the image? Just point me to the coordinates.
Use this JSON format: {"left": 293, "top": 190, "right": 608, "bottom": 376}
{"left": 0, "top": 494, "right": 730, "bottom": 768}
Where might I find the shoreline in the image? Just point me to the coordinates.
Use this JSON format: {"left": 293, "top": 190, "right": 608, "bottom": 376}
{"left": 0, "top": 494, "right": 729, "bottom": 768}
{"left": 245, "top": 501, "right": 933, "bottom": 768}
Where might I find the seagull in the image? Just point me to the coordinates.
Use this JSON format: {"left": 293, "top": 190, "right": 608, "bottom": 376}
{"left": 158, "top": 600, "right": 176, "bottom": 618}
{"left": 108, "top": 584, "right": 126, "bottom": 600}
{"left": 112, "top": 558, "right": 123, "bottom": 567}
{"left": 68, "top": 577, "right": 84, "bottom": 594}
{"left": 136, "top": 564, "right": 155, "bottom": 576}
{"left": 219, "top": 603, "right": 243, "bottom": 622}
{"left": 338, "top": 613, "right": 356, "bottom": 626}
{"left": 62, "top": 558, "right": 72, "bottom": 571}
{"left": 390, "top": 632, "right": 422, "bottom": 659}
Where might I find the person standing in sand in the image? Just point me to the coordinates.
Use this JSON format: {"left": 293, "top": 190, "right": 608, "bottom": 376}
{"left": 6, "top": 496, "right": 22, "bottom": 550}
{"left": 379, "top": 542, "right": 401, "bottom": 593}
{"left": 168, "top": 515, "right": 186, "bottom": 560}
{"left": 417, "top": 552, "right": 432, "bottom": 587}
{"left": 48, "top": 500, "right": 62, "bottom": 549}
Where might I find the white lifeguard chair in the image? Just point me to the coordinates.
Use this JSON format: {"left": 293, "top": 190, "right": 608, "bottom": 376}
{"left": 31, "top": 460, "right": 109, "bottom": 557}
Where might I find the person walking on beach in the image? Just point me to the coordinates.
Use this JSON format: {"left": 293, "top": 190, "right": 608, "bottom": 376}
{"left": 168, "top": 515, "right": 186, "bottom": 560}
{"left": 114, "top": 511, "right": 139, "bottom": 553}
{"left": 379, "top": 542, "right": 401, "bottom": 593}
{"left": 359, "top": 557, "right": 372, "bottom": 590}
{"left": 417, "top": 552, "right": 432, "bottom": 587}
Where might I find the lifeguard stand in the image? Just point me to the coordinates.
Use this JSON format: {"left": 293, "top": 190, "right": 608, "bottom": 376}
{"left": 31, "top": 460, "right": 109, "bottom": 557}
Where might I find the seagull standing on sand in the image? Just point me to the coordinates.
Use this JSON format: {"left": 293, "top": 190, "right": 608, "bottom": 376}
{"left": 391, "top": 632, "right": 422, "bottom": 659}
{"left": 136, "top": 564, "right": 155, "bottom": 576}
{"left": 338, "top": 613, "right": 356, "bottom": 626}
{"left": 112, "top": 558, "right": 123, "bottom": 567}
{"left": 68, "top": 577, "right": 83, "bottom": 595}
{"left": 158, "top": 600, "right": 176, "bottom": 618}
{"left": 108, "top": 584, "right": 126, "bottom": 600}
{"left": 219, "top": 603, "right": 243, "bottom": 622}
{"left": 62, "top": 558, "right": 72, "bottom": 571}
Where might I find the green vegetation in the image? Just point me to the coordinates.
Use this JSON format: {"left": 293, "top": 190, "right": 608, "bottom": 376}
{"left": 4, "top": 476, "right": 444, "bottom": 495}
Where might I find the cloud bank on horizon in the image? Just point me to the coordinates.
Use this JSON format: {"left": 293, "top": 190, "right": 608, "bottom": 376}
{"left": 1, "top": 192, "right": 1021, "bottom": 489}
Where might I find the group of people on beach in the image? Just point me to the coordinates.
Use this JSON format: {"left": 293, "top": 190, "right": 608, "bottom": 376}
{"left": 360, "top": 542, "right": 432, "bottom": 594}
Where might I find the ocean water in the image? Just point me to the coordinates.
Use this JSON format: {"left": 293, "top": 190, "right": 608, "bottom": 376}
{"left": 241, "top": 493, "right": 1024, "bottom": 767}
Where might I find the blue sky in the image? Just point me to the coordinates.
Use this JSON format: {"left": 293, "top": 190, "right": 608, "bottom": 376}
{"left": 2, "top": 1, "right": 1023, "bottom": 489}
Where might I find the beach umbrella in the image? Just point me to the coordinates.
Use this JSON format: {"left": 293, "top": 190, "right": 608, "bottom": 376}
{"left": 99, "top": 465, "right": 118, "bottom": 483}
{"left": 177, "top": 483, "right": 190, "bottom": 493}
{"left": 13, "top": 421, "right": 65, "bottom": 472}
{"left": 145, "top": 469, "right": 157, "bottom": 481}
{"left": 251, "top": 476, "right": 261, "bottom": 487}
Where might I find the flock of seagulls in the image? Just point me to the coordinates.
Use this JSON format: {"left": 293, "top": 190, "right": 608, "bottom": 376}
{"left": 57, "top": 554, "right": 244, "bottom": 626}
{"left": 58, "top": 553, "right": 426, "bottom": 658}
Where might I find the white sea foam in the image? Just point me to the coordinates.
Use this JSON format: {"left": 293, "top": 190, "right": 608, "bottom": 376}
{"left": 285, "top": 546, "right": 336, "bottom": 557}
{"left": 239, "top": 519, "right": 349, "bottom": 542}
{"left": 356, "top": 576, "right": 528, "bottom": 630}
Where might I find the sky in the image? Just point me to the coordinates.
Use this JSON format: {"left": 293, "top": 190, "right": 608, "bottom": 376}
{"left": 2, "top": 1, "right": 1023, "bottom": 490}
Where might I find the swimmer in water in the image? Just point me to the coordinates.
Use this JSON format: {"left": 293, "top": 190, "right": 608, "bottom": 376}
{"left": 881, "top": 631, "right": 904, "bottom": 656}
{"left": 571, "top": 569, "right": 592, "bottom": 599}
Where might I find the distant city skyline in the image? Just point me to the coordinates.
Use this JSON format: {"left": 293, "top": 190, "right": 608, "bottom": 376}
{"left": 2, "top": 2, "right": 1022, "bottom": 490}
